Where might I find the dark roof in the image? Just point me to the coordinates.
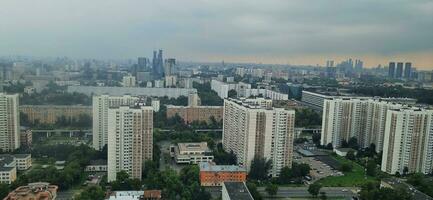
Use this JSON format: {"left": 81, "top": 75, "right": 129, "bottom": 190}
{"left": 14, "top": 154, "right": 31, "bottom": 159}
{"left": 89, "top": 159, "right": 107, "bottom": 165}
{"left": 0, "top": 155, "right": 14, "bottom": 165}
{"left": 0, "top": 155, "right": 15, "bottom": 171}
{"left": 223, "top": 182, "right": 253, "bottom": 200}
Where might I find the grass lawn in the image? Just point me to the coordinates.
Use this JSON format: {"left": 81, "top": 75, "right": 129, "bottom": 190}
{"left": 315, "top": 155, "right": 378, "bottom": 187}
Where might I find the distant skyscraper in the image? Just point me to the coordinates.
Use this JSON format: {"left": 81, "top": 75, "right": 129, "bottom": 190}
{"left": 396, "top": 62, "right": 403, "bottom": 78}
{"left": 326, "top": 60, "right": 334, "bottom": 68}
{"left": 404, "top": 62, "right": 412, "bottom": 79}
{"left": 137, "top": 57, "right": 148, "bottom": 71}
{"left": 354, "top": 59, "right": 363, "bottom": 71}
{"left": 0, "top": 93, "right": 19, "bottom": 152}
{"left": 164, "top": 58, "right": 176, "bottom": 77}
{"left": 388, "top": 62, "right": 396, "bottom": 78}
{"left": 152, "top": 50, "right": 164, "bottom": 79}
{"left": 107, "top": 106, "right": 153, "bottom": 182}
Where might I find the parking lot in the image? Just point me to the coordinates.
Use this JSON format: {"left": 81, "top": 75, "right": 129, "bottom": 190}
{"left": 293, "top": 152, "right": 343, "bottom": 182}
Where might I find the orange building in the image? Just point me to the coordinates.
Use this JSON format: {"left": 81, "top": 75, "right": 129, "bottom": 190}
{"left": 199, "top": 162, "right": 247, "bottom": 186}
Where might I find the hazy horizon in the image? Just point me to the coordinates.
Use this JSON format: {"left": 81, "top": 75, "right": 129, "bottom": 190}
{"left": 1, "top": 0, "right": 432, "bottom": 69}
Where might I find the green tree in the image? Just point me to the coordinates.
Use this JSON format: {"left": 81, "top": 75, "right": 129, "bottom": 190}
{"left": 319, "top": 191, "right": 327, "bottom": 200}
{"left": 308, "top": 183, "right": 322, "bottom": 197}
{"left": 246, "top": 182, "right": 262, "bottom": 200}
{"left": 348, "top": 137, "right": 359, "bottom": 150}
{"left": 340, "top": 163, "right": 353, "bottom": 172}
{"left": 248, "top": 156, "right": 272, "bottom": 181}
{"left": 75, "top": 186, "right": 105, "bottom": 200}
{"left": 366, "top": 160, "right": 376, "bottom": 176}
{"left": 312, "top": 132, "right": 321, "bottom": 145}
{"left": 403, "top": 166, "right": 409, "bottom": 176}
{"left": 0, "top": 184, "right": 10, "bottom": 199}
{"left": 346, "top": 150, "right": 356, "bottom": 161}
{"left": 265, "top": 184, "right": 278, "bottom": 197}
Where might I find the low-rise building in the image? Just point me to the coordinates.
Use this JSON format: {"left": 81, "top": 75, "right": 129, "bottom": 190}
{"left": 143, "top": 190, "right": 162, "bottom": 200}
{"left": 172, "top": 143, "right": 214, "bottom": 164}
{"left": 20, "top": 105, "right": 92, "bottom": 125}
{"left": 107, "top": 190, "right": 161, "bottom": 200}
{"left": 4, "top": 182, "right": 58, "bottom": 200}
{"left": 334, "top": 148, "right": 356, "bottom": 157}
{"left": 85, "top": 159, "right": 107, "bottom": 172}
{"left": 0, "top": 155, "right": 16, "bottom": 184}
{"left": 199, "top": 162, "right": 247, "bottom": 186}
{"left": 166, "top": 105, "right": 223, "bottom": 124}
{"left": 13, "top": 154, "right": 32, "bottom": 171}
{"left": 222, "top": 182, "right": 253, "bottom": 200}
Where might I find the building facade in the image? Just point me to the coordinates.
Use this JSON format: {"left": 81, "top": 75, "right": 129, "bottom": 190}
{"left": 20, "top": 105, "right": 91, "bottom": 125}
{"left": 166, "top": 105, "right": 223, "bottom": 124}
{"left": 92, "top": 95, "right": 139, "bottom": 150}
{"left": 68, "top": 86, "right": 197, "bottom": 98}
{"left": 321, "top": 98, "right": 402, "bottom": 152}
{"left": 172, "top": 142, "right": 214, "bottom": 164}
{"left": 381, "top": 108, "right": 433, "bottom": 175}
{"left": 20, "top": 129, "right": 32, "bottom": 147}
{"left": 222, "top": 98, "right": 295, "bottom": 177}
{"left": 0, "top": 94, "right": 20, "bottom": 152}
{"left": 107, "top": 106, "right": 153, "bottom": 182}
{"left": 199, "top": 162, "right": 247, "bottom": 186}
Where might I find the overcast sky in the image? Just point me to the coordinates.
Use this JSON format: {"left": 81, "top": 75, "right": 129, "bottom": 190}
{"left": 1, "top": 0, "right": 432, "bottom": 69}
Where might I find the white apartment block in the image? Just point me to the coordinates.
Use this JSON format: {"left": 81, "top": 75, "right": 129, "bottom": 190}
{"left": 122, "top": 75, "right": 136, "bottom": 87}
{"left": 381, "top": 108, "right": 433, "bottom": 175}
{"left": 92, "top": 95, "right": 139, "bottom": 150}
{"left": 107, "top": 106, "right": 153, "bottom": 182}
{"left": 242, "top": 89, "right": 288, "bottom": 100}
{"left": 211, "top": 80, "right": 251, "bottom": 99}
{"left": 0, "top": 93, "right": 20, "bottom": 152}
{"left": 321, "top": 98, "right": 402, "bottom": 152}
{"left": 14, "top": 154, "right": 32, "bottom": 170}
{"left": 222, "top": 98, "right": 295, "bottom": 177}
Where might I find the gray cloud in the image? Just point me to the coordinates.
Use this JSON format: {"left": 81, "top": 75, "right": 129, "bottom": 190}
{"left": 0, "top": 0, "right": 432, "bottom": 66}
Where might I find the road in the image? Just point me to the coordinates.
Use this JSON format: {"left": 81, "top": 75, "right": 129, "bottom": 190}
{"left": 257, "top": 186, "right": 358, "bottom": 199}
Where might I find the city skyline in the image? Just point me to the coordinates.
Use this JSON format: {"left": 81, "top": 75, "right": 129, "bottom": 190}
{"left": 1, "top": 0, "right": 432, "bottom": 69}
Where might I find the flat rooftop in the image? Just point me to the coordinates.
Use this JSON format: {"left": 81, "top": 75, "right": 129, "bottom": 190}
{"left": 108, "top": 191, "right": 144, "bottom": 200}
{"left": 199, "top": 162, "right": 246, "bottom": 172}
{"left": 224, "top": 182, "right": 253, "bottom": 200}
{"left": 178, "top": 142, "right": 209, "bottom": 152}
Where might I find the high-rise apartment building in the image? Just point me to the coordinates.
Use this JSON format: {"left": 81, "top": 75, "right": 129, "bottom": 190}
{"left": 92, "top": 95, "right": 139, "bottom": 150}
{"left": 107, "top": 106, "right": 153, "bottom": 182}
{"left": 222, "top": 98, "right": 295, "bottom": 177}
{"left": 381, "top": 108, "right": 433, "bottom": 175}
{"left": 388, "top": 62, "right": 396, "bottom": 78}
{"left": 0, "top": 93, "right": 20, "bottom": 152}
{"left": 321, "top": 98, "right": 402, "bottom": 152}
